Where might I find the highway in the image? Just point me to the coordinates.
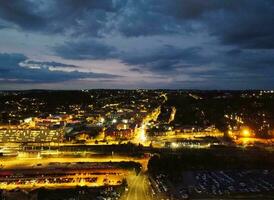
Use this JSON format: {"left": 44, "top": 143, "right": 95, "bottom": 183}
{"left": 121, "top": 173, "right": 153, "bottom": 200}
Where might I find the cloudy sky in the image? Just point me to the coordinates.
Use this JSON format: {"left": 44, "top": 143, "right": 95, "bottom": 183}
{"left": 0, "top": 0, "right": 274, "bottom": 90}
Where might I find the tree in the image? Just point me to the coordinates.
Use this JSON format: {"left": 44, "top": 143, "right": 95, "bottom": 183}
{"left": 147, "top": 155, "right": 160, "bottom": 174}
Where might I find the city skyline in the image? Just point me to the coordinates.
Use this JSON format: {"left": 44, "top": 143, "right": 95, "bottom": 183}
{"left": 1, "top": 0, "right": 274, "bottom": 90}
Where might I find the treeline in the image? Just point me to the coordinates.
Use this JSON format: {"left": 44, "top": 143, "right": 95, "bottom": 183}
{"left": 164, "top": 92, "right": 274, "bottom": 135}
{"left": 148, "top": 147, "right": 274, "bottom": 176}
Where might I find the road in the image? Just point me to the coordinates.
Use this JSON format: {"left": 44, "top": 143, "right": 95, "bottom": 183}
{"left": 0, "top": 153, "right": 149, "bottom": 170}
{"left": 121, "top": 173, "right": 153, "bottom": 200}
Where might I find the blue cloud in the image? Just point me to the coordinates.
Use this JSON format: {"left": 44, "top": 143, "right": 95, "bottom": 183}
{"left": 54, "top": 39, "right": 117, "bottom": 60}
{"left": 1, "top": 0, "right": 274, "bottom": 89}
{"left": 0, "top": 53, "right": 119, "bottom": 83}
{"left": 1, "top": 0, "right": 274, "bottom": 49}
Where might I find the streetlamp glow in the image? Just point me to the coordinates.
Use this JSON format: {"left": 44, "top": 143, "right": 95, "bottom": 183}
{"left": 242, "top": 128, "right": 250, "bottom": 137}
{"left": 100, "top": 118, "right": 105, "bottom": 123}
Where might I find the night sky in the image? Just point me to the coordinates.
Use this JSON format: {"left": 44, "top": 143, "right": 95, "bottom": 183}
{"left": 0, "top": 0, "right": 274, "bottom": 90}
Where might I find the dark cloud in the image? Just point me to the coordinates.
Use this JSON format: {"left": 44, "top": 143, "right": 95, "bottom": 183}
{"left": 22, "top": 60, "right": 78, "bottom": 68}
{"left": 0, "top": 0, "right": 46, "bottom": 31}
{"left": 53, "top": 38, "right": 274, "bottom": 88}
{"left": 54, "top": 41, "right": 208, "bottom": 73}
{"left": 0, "top": 53, "right": 119, "bottom": 83}
{"left": 204, "top": 0, "right": 274, "bottom": 49}
{"left": 120, "top": 44, "right": 274, "bottom": 89}
{"left": 186, "top": 48, "right": 274, "bottom": 89}
{"left": 105, "top": 0, "right": 240, "bottom": 37}
{"left": 121, "top": 45, "right": 207, "bottom": 73}
{"left": 0, "top": 0, "right": 241, "bottom": 37}
{"left": 108, "top": 0, "right": 184, "bottom": 37}
{"left": 0, "top": 24, "right": 8, "bottom": 29}
{"left": 1, "top": 0, "right": 274, "bottom": 49}
{"left": 54, "top": 40, "right": 117, "bottom": 60}
{"left": 0, "top": 0, "right": 117, "bottom": 36}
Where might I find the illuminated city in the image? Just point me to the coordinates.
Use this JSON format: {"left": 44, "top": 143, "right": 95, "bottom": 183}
{"left": 1, "top": 1, "right": 274, "bottom": 199}
{"left": 1, "top": 90, "right": 274, "bottom": 199}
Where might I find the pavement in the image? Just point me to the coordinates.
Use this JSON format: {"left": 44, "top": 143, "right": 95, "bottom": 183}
{"left": 121, "top": 172, "right": 153, "bottom": 200}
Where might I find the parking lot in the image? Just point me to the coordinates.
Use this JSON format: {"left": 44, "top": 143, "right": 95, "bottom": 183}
{"left": 151, "top": 170, "right": 274, "bottom": 199}
{"left": 181, "top": 170, "right": 274, "bottom": 198}
{"left": 0, "top": 168, "right": 127, "bottom": 190}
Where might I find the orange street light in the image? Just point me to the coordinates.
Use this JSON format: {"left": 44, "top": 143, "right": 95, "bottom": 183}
{"left": 242, "top": 128, "right": 250, "bottom": 138}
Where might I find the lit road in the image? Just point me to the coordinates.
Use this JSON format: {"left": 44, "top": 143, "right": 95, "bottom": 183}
{"left": 132, "top": 106, "right": 161, "bottom": 146}
{"left": 168, "top": 106, "right": 176, "bottom": 124}
{"left": 0, "top": 154, "right": 149, "bottom": 170}
{"left": 121, "top": 173, "right": 153, "bottom": 200}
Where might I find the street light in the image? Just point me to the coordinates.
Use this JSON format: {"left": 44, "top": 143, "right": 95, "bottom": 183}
{"left": 171, "top": 142, "right": 179, "bottom": 148}
{"left": 242, "top": 128, "right": 250, "bottom": 138}
{"left": 100, "top": 118, "right": 105, "bottom": 123}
